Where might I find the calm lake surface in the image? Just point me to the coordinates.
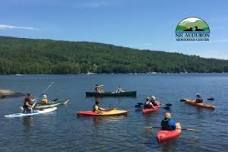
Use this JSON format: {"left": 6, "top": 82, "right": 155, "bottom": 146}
{"left": 0, "top": 74, "right": 227, "bottom": 152}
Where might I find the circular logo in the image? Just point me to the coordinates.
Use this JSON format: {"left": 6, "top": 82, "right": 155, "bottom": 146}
{"left": 175, "top": 17, "right": 210, "bottom": 41}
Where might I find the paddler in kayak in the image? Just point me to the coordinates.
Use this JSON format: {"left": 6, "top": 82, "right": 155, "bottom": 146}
{"left": 115, "top": 86, "right": 125, "bottom": 93}
{"left": 23, "top": 93, "right": 34, "bottom": 113}
{"left": 95, "top": 84, "right": 104, "bottom": 93}
{"left": 144, "top": 96, "right": 159, "bottom": 109}
{"left": 92, "top": 101, "right": 106, "bottom": 112}
{"left": 40, "top": 94, "right": 49, "bottom": 104}
{"left": 161, "top": 112, "right": 181, "bottom": 130}
{"left": 144, "top": 97, "right": 153, "bottom": 109}
{"left": 195, "top": 93, "right": 203, "bottom": 103}
{"left": 150, "top": 96, "right": 160, "bottom": 107}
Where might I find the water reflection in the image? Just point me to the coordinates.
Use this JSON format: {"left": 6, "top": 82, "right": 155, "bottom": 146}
{"left": 92, "top": 116, "right": 127, "bottom": 127}
{"left": 22, "top": 116, "right": 33, "bottom": 132}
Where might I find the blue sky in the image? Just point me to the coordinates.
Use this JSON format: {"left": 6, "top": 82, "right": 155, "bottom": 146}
{"left": 0, "top": 0, "right": 228, "bottom": 59}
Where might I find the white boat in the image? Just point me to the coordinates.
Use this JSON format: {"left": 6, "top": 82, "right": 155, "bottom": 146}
{"left": 4, "top": 107, "right": 57, "bottom": 118}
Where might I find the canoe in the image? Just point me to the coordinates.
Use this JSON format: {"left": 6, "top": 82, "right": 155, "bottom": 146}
{"left": 85, "top": 91, "right": 136, "bottom": 97}
{"left": 34, "top": 99, "right": 69, "bottom": 109}
{"left": 5, "top": 107, "right": 57, "bottom": 118}
{"left": 156, "top": 123, "right": 182, "bottom": 143}
{"left": 77, "top": 109, "right": 128, "bottom": 116}
{"left": 184, "top": 99, "right": 215, "bottom": 110}
{"left": 142, "top": 105, "right": 160, "bottom": 114}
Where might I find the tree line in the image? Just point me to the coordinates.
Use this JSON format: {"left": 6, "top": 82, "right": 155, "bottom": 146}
{"left": 0, "top": 36, "right": 228, "bottom": 74}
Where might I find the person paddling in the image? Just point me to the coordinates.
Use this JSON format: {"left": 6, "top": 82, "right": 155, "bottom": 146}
{"left": 23, "top": 93, "right": 34, "bottom": 113}
{"left": 144, "top": 96, "right": 159, "bottom": 109}
{"left": 92, "top": 101, "right": 106, "bottom": 112}
{"left": 144, "top": 97, "right": 154, "bottom": 109}
{"left": 41, "top": 94, "right": 49, "bottom": 104}
{"left": 195, "top": 93, "right": 203, "bottom": 103}
{"left": 95, "top": 84, "right": 104, "bottom": 93}
{"left": 150, "top": 96, "right": 160, "bottom": 107}
{"left": 116, "top": 86, "right": 125, "bottom": 93}
{"left": 161, "top": 112, "right": 181, "bottom": 130}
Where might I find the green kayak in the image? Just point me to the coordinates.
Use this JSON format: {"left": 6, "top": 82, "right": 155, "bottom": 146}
{"left": 34, "top": 99, "right": 69, "bottom": 109}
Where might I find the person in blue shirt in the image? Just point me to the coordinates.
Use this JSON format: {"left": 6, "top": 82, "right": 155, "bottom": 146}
{"left": 161, "top": 112, "right": 179, "bottom": 130}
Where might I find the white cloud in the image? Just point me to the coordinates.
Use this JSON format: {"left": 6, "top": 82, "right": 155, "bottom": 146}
{"left": 0, "top": 24, "right": 39, "bottom": 30}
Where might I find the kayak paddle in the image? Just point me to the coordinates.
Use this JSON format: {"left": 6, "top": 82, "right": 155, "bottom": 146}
{"left": 135, "top": 102, "right": 172, "bottom": 110}
{"left": 180, "top": 99, "right": 187, "bottom": 102}
{"left": 144, "top": 126, "right": 199, "bottom": 132}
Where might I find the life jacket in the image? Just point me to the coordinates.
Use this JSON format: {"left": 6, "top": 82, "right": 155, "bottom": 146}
{"left": 161, "top": 118, "right": 176, "bottom": 130}
{"left": 23, "top": 97, "right": 32, "bottom": 108}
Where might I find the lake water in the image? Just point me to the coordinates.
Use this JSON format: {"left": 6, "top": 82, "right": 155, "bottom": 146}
{"left": 0, "top": 74, "right": 227, "bottom": 152}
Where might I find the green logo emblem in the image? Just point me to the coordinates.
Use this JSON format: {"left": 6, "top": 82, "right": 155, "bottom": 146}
{"left": 176, "top": 17, "right": 210, "bottom": 41}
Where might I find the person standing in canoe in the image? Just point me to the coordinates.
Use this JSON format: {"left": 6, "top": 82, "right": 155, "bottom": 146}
{"left": 92, "top": 100, "right": 106, "bottom": 112}
{"left": 161, "top": 112, "right": 181, "bottom": 130}
{"left": 41, "top": 94, "right": 49, "bottom": 104}
{"left": 195, "top": 93, "right": 203, "bottom": 103}
{"left": 95, "top": 84, "right": 104, "bottom": 93}
{"left": 115, "top": 86, "right": 125, "bottom": 93}
{"left": 23, "top": 93, "right": 34, "bottom": 113}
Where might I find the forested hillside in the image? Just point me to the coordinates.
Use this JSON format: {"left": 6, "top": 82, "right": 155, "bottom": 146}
{"left": 0, "top": 36, "right": 228, "bottom": 74}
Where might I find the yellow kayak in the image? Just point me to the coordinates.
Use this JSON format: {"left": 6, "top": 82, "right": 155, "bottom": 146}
{"left": 184, "top": 99, "right": 215, "bottom": 110}
{"left": 77, "top": 109, "right": 128, "bottom": 116}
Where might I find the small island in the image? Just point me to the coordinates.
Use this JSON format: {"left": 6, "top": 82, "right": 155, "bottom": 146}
{"left": 0, "top": 89, "right": 24, "bottom": 99}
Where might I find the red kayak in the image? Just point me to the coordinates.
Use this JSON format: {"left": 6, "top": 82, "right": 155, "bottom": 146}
{"left": 142, "top": 105, "right": 160, "bottom": 114}
{"left": 156, "top": 123, "right": 182, "bottom": 143}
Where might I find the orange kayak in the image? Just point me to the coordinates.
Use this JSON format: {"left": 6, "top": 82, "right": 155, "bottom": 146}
{"left": 184, "top": 99, "right": 215, "bottom": 110}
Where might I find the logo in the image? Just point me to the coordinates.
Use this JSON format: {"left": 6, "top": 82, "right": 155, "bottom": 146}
{"left": 175, "top": 17, "right": 210, "bottom": 41}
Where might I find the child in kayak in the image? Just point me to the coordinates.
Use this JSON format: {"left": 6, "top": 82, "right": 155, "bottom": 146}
{"left": 23, "top": 93, "right": 33, "bottom": 113}
{"left": 195, "top": 93, "right": 203, "bottom": 103}
{"left": 161, "top": 112, "right": 181, "bottom": 130}
{"left": 93, "top": 101, "right": 106, "bottom": 112}
{"left": 41, "top": 94, "right": 49, "bottom": 104}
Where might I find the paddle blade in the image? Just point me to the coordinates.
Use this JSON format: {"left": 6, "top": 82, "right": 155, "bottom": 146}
{"left": 137, "top": 102, "right": 143, "bottom": 105}
{"left": 180, "top": 99, "right": 186, "bottom": 102}
{"left": 207, "top": 97, "right": 214, "bottom": 101}
{"left": 135, "top": 105, "right": 141, "bottom": 108}
{"left": 165, "top": 103, "right": 172, "bottom": 106}
{"left": 163, "top": 106, "right": 170, "bottom": 110}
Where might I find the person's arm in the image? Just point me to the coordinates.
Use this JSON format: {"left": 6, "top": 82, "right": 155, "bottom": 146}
{"left": 99, "top": 107, "right": 106, "bottom": 111}
{"left": 25, "top": 102, "right": 32, "bottom": 108}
